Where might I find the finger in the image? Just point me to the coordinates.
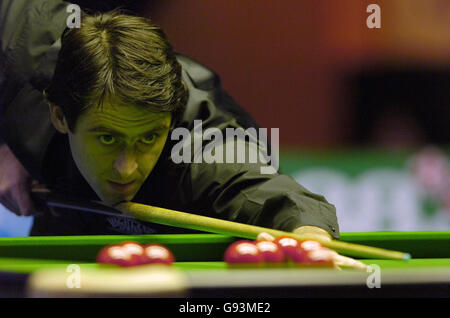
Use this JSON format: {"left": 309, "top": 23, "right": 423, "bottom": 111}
{"left": 257, "top": 232, "right": 275, "bottom": 241}
{"left": 11, "top": 184, "right": 35, "bottom": 216}
{"left": 332, "top": 254, "right": 368, "bottom": 270}
{"left": 30, "top": 181, "right": 51, "bottom": 215}
{"left": 0, "top": 196, "right": 21, "bottom": 216}
{"left": 299, "top": 233, "right": 332, "bottom": 242}
{"left": 31, "top": 181, "right": 50, "bottom": 192}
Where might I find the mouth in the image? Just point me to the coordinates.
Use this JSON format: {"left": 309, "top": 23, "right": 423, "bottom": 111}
{"left": 107, "top": 180, "right": 137, "bottom": 193}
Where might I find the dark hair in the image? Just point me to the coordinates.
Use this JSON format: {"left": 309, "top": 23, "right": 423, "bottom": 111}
{"left": 45, "top": 10, "right": 187, "bottom": 131}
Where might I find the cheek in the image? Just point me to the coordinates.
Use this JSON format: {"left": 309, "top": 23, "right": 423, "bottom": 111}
{"left": 138, "top": 141, "right": 167, "bottom": 175}
{"left": 69, "top": 135, "right": 110, "bottom": 178}
{"left": 138, "top": 152, "right": 159, "bottom": 176}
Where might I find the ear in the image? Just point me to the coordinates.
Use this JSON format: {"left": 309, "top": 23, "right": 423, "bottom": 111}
{"left": 48, "top": 103, "right": 69, "bottom": 134}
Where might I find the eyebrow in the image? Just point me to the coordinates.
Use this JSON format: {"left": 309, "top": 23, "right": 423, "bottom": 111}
{"left": 87, "top": 125, "right": 169, "bottom": 137}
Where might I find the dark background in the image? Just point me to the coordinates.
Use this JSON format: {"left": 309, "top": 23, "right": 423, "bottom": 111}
{"left": 71, "top": 0, "right": 450, "bottom": 150}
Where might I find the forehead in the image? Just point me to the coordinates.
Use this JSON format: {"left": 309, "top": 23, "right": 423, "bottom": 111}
{"left": 78, "top": 97, "right": 171, "bottom": 133}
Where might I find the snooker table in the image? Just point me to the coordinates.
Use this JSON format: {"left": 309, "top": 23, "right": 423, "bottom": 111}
{"left": 1, "top": 232, "right": 450, "bottom": 297}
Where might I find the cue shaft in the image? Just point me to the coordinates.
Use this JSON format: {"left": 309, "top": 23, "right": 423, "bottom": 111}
{"left": 31, "top": 189, "right": 135, "bottom": 219}
{"left": 116, "top": 202, "right": 410, "bottom": 260}
{"left": 46, "top": 200, "right": 135, "bottom": 219}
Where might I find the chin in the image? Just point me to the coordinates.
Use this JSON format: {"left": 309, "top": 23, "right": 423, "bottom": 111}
{"left": 100, "top": 193, "right": 135, "bottom": 206}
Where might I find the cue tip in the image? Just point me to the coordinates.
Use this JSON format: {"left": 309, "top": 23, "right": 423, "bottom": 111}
{"left": 403, "top": 253, "right": 411, "bottom": 261}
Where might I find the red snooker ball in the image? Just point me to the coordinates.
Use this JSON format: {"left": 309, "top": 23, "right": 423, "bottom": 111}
{"left": 119, "top": 241, "right": 146, "bottom": 266}
{"left": 142, "top": 244, "right": 175, "bottom": 265}
{"left": 224, "top": 240, "right": 264, "bottom": 265}
{"left": 273, "top": 236, "right": 307, "bottom": 261}
{"left": 298, "top": 240, "right": 323, "bottom": 252}
{"left": 302, "top": 248, "right": 335, "bottom": 267}
{"left": 97, "top": 244, "right": 132, "bottom": 267}
{"left": 254, "top": 240, "right": 285, "bottom": 263}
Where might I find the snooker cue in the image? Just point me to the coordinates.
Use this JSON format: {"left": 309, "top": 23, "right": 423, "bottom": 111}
{"left": 116, "top": 202, "right": 411, "bottom": 261}
{"left": 31, "top": 190, "right": 409, "bottom": 261}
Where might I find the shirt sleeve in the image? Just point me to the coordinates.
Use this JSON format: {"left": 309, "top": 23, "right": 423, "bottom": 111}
{"left": 188, "top": 137, "right": 340, "bottom": 239}
{"left": 0, "top": 0, "right": 70, "bottom": 178}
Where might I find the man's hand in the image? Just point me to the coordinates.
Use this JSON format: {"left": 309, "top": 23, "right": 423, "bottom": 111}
{"left": 257, "top": 228, "right": 368, "bottom": 270}
{"left": 292, "top": 225, "right": 332, "bottom": 242}
{"left": 0, "top": 143, "right": 42, "bottom": 216}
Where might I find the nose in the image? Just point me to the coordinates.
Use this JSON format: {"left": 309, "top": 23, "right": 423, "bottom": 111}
{"left": 113, "top": 148, "right": 138, "bottom": 180}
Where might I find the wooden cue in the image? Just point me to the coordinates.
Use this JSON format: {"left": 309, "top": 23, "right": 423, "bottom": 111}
{"left": 116, "top": 202, "right": 411, "bottom": 261}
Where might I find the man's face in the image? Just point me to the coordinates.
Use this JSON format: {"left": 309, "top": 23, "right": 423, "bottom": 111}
{"left": 67, "top": 96, "right": 172, "bottom": 205}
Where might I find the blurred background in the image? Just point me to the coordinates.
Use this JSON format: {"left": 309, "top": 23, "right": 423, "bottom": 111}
{"left": 0, "top": 0, "right": 449, "bottom": 236}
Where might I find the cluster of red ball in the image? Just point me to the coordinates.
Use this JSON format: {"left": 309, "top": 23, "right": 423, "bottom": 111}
{"left": 96, "top": 241, "right": 175, "bottom": 267}
{"left": 224, "top": 236, "right": 335, "bottom": 267}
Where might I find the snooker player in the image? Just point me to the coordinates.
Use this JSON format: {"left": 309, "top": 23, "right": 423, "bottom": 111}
{"left": 0, "top": 5, "right": 338, "bottom": 242}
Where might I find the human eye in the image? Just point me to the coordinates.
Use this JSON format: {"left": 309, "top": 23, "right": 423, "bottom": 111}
{"left": 140, "top": 133, "right": 158, "bottom": 145}
{"left": 99, "top": 134, "right": 116, "bottom": 146}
